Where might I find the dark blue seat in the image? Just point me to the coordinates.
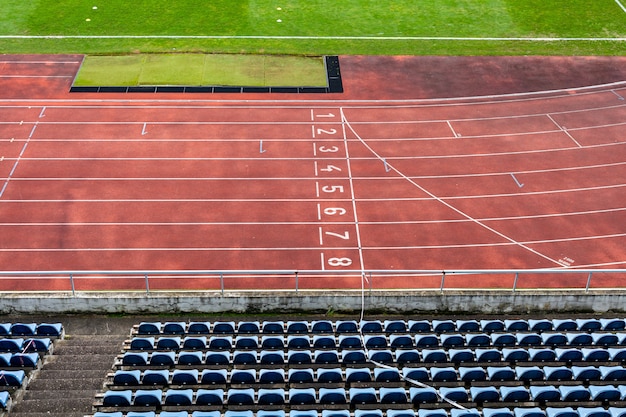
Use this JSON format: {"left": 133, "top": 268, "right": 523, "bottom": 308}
{"left": 287, "top": 350, "right": 311, "bottom": 364}
{"left": 500, "top": 386, "right": 530, "bottom": 402}
{"left": 478, "top": 348, "right": 503, "bottom": 362}
{"left": 396, "top": 349, "right": 420, "bottom": 364}
{"left": 415, "top": 334, "right": 439, "bottom": 348}
{"left": 208, "top": 336, "right": 232, "bottom": 350}
{"left": 287, "top": 336, "right": 310, "bottom": 349}
{"left": 0, "top": 370, "right": 25, "bottom": 387}
{"left": 388, "top": 410, "right": 416, "bottom": 417}
{"left": 195, "top": 388, "right": 224, "bottom": 405}
{"left": 516, "top": 366, "right": 544, "bottom": 382}
{"left": 559, "top": 385, "right": 591, "bottom": 401}
{"left": 0, "top": 353, "right": 9, "bottom": 367}
{"left": 364, "top": 335, "right": 387, "bottom": 349}
{"left": 172, "top": 369, "right": 198, "bottom": 385}
{"left": 164, "top": 388, "right": 193, "bottom": 406}
{"left": 182, "top": 336, "right": 206, "bottom": 350}
{"left": 339, "top": 335, "right": 362, "bottom": 349}
{"left": 451, "top": 408, "right": 481, "bottom": 417}
{"left": 459, "top": 366, "right": 486, "bottom": 382}
{"left": 113, "top": 370, "right": 141, "bottom": 386}
{"left": 258, "top": 388, "right": 285, "bottom": 405}
{"left": 502, "top": 348, "right": 528, "bottom": 362}
{"left": 492, "top": 333, "right": 516, "bottom": 347}
{"left": 212, "top": 321, "right": 236, "bottom": 334}
{"left": 260, "top": 350, "right": 284, "bottom": 365}
{"left": 578, "top": 408, "right": 611, "bottom": 417}
{"left": 410, "top": 386, "right": 438, "bottom": 404}
{"left": 137, "top": 322, "right": 161, "bottom": 335}
{"left": 390, "top": 335, "right": 413, "bottom": 348}
{"left": 601, "top": 365, "right": 626, "bottom": 381}
{"left": 441, "top": 333, "right": 465, "bottom": 348}
{"left": 187, "top": 321, "right": 210, "bottom": 334}
{"left": 36, "top": 323, "right": 63, "bottom": 337}
{"left": 317, "top": 368, "right": 343, "bottom": 383}
{"left": 402, "top": 367, "right": 429, "bottom": 382}
{"left": 133, "top": 389, "right": 162, "bottom": 406}
{"left": 259, "top": 369, "right": 285, "bottom": 384}
{"left": 487, "top": 366, "right": 515, "bottom": 381}
{"left": 0, "top": 324, "right": 9, "bottom": 336}
{"left": 10, "top": 352, "right": 39, "bottom": 368}
{"left": 233, "top": 350, "right": 257, "bottom": 365}
{"left": 175, "top": 351, "right": 205, "bottom": 367}
{"left": 368, "top": 349, "right": 393, "bottom": 364}
{"left": 350, "top": 387, "right": 377, "bottom": 405}
{"left": 601, "top": 319, "right": 626, "bottom": 331}
{"left": 432, "top": 320, "right": 455, "bottom": 333}
{"left": 227, "top": 388, "right": 255, "bottom": 405}
{"left": 609, "top": 347, "right": 626, "bottom": 361}
{"left": 449, "top": 348, "right": 474, "bottom": 363}
{"left": 466, "top": 333, "right": 490, "bottom": 347}
{"left": 360, "top": 320, "right": 383, "bottom": 333}
{"left": 200, "top": 369, "right": 227, "bottom": 385}
{"left": 355, "top": 410, "right": 383, "bottom": 417}
{"left": 529, "top": 348, "right": 556, "bottom": 362}
{"left": 542, "top": 333, "right": 567, "bottom": 347}
{"left": 289, "top": 388, "right": 316, "bottom": 405}
{"left": 471, "top": 386, "right": 499, "bottom": 404}
{"left": 235, "top": 336, "right": 259, "bottom": 349}
{"left": 505, "top": 319, "right": 529, "bottom": 332}
{"left": 336, "top": 320, "right": 358, "bottom": 333}
{"left": 149, "top": 351, "right": 175, "bottom": 366}
{"left": 374, "top": 367, "right": 401, "bottom": 382}
{"left": 582, "top": 348, "right": 610, "bottom": 362}
{"left": 319, "top": 387, "right": 346, "bottom": 404}
{"left": 314, "top": 349, "right": 338, "bottom": 364}
{"left": 592, "top": 332, "right": 618, "bottom": 346}
{"left": 262, "top": 321, "right": 284, "bottom": 334}
{"left": 422, "top": 349, "right": 447, "bottom": 363}
{"left": 572, "top": 365, "right": 601, "bottom": 382}
{"left": 238, "top": 321, "right": 260, "bottom": 334}
{"left": 514, "top": 408, "right": 546, "bottom": 417}
{"left": 156, "top": 336, "right": 181, "bottom": 350}
{"left": 544, "top": 366, "right": 573, "bottom": 381}
{"left": 287, "top": 368, "right": 314, "bottom": 384}
{"left": 546, "top": 407, "right": 577, "bottom": 417}
{"left": 8, "top": 323, "right": 35, "bottom": 337}
{"left": 576, "top": 319, "right": 602, "bottom": 332}
{"left": 567, "top": 332, "right": 592, "bottom": 346}
{"left": 456, "top": 319, "right": 480, "bottom": 332}
{"left": 408, "top": 320, "right": 431, "bottom": 333}
{"left": 516, "top": 333, "right": 541, "bottom": 347}
{"left": 589, "top": 385, "right": 621, "bottom": 402}
{"left": 528, "top": 319, "right": 553, "bottom": 332}
{"left": 286, "top": 321, "right": 309, "bottom": 334}
{"left": 440, "top": 386, "right": 468, "bottom": 402}
{"left": 312, "top": 335, "right": 336, "bottom": 349}
{"left": 346, "top": 367, "right": 371, "bottom": 383}
{"left": 384, "top": 320, "right": 407, "bottom": 333}
{"left": 23, "top": 338, "right": 51, "bottom": 353}
{"left": 311, "top": 320, "right": 333, "bottom": 333}
{"left": 230, "top": 369, "right": 256, "bottom": 385}
{"left": 142, "top": 369, "right": 169, "bottom": 386}
{"left": 122, "top": 351, "right": 148, "bottom": 366}
{"left": 555, "top": 348, "right": 583, "bottom": 362}
{"left": 553, "top": 319, "right": 577, "bottom": 331}
{"left": 102, "top": 390, "right": 132, "bottom": 407}
{"left": 484, "top": 408, "right": 514, "bottom": 417}
{"left": 163, "top": 322, "right": 186, "bottom": 335}
{"left": 380, "top": 387, "right": 407, "bottom": 404}
{"left": 0, "top": 338, "right": 23, "bottom": 352}
{"left": 431, "top": 366, "right": 457, "bottom": 382}
{"left": 531, "top": 386, "right": 561, "bottom": 403}
{"left": 258, "top": 411, "right": 285, "bottom": 417}
{"left": 481, "top": 320, "right": 505, "bottom": 333}
{"left": 130, "top": 337, "right": 155, "bottom": 350}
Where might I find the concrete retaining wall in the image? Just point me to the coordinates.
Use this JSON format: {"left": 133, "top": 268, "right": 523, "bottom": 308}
{"left": 1, "top": 290, "right": 625, "bottom": 314}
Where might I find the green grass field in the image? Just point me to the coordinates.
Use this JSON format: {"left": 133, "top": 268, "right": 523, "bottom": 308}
{"left": 0, "top": 0, "right": 624, "bottom": 55}
{"left": 73, "top": 54, "right": 327, "bottom": 87}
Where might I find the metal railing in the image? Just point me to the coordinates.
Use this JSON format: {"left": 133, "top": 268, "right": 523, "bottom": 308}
{"left": 0, "top": 269, "right": 624, "bottom": 296}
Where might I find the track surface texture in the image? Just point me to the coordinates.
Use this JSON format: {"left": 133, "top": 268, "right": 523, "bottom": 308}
{"left": 0, "top": 54, "right": 625, "bottom": 291}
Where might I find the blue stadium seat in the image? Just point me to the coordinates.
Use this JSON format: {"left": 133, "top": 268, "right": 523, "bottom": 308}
{"left": 10, "top": 352, "right": 39, "bottom": 368}
{"left": 317, "top": 367, "right": 343, "bottom": 383}
{"left": 339, "top": 335, "right": 362, "bottom": 349}
{"left": 500, "top": 386, "right": 530, "bottom": 402}
{"left": 481, "top": 320, "right": 505, "bottom": 333}
{"left": 544, "top": 366, "right": 573, "bottom": 381}
{"left": 487, "top": 366, "right": 515, "bottom": 381}
{"left": 529, "top": 348, "right": 556, "bottom": 362}
{"left": 233, "top": 350, "right": 257, "bottom": 365}
{"left": 505, "top": 319, "right": 529, "bottom": 332}
{"left": 350, "top": 387, "right": 378, "bottom": 405}
{"left": 290, "top": 411, "right": 317, "bottom": 417}
{"left": 609, "top": 408, "right": 626, "bottom": 417}
{"left": 260, "top": 350, "right": 284, "bottom": 365}
{"left": 528, "top": 319, "right": 553, "bottom": 332}
{"left": 601, "top": 319, "right": 626, "bottom": 331}
{"left": 0, "top": 338, "right": 23, "bottom": 352}
{"left": 440, "top": 386, "right": 468, "bottom": 403}
{"left": 0, "top": 370, "right": 25, "bottom": 386}
{"left": 36, "top": 323, "right": 63, "bottom": 337}
{"left": 156, "top": 336, "right": 181, "bottom": 350}
{"left": 477, "top": 348, "right": 503, "bottom": 362}
{"left": 600, "top": 365, "right": 626, "bottom": 381}
{"left": 209, "top": 336, "right": 233, "bottom": 350}
{"left": 410, "top": 386, "right": 438, "bottom": 404}
{"left": 384, "top": 320, "right": 407, "bottom": 333}
{"left": 418, "top": 410, "right": 447, "bottom": 417}
{"left": 555, "top": 348, "right": 583, "bottom": 362}
{"left": 492, "top": 333, "right": 516, "bottom": 347}
{"left": 441, "top": 334, "right": 465, "bottom": 348}
{"left": 187, "top": 321, "right": 210, "bottom": 334}
{"left": 516, "top": 333, "right": 541, "bottom": 347}
{"left": 374, "top": 368, "right": 401, "bottom": 382}
{"left": 355, "top": 410, "right": 383, "bottom": 417}
{"left": 212, "top": 321, "right": 236, "bottom": 334}
{"left": 314, "top": 349, "right": 338, "bottom": 364}
{"left": 589, "top": 385, "right": 621, "bottom": 402}
{"left": 122, "top": 351, "right": 148, "bottom": 366}
{"left": 126, "top": 412, "right": 155, "bottom": 417}
{"left": 230, "top": 369, "right": 256, "bottom": 385}
{"left": 396, "top": 349, "right": 420, "bottom": 364}
{"left": 258, "top": 411, "right": 285, "bottom": 417}
{"left": 286, "top": 321, "right": 309, "bottom": 334}
{"left": 450, "top": 408, "right": 481, "bottom": 417}
{"left": 484, "top": 408, "right": 514, "bottom": 417}
{"left": 572, "top": 366, "right": 601, "bottom": 382}
{"left": 449, "top": 348, "right": 474, "bottom": 363}
{"left": 576, "top": 319, "right": 602, "bottom": 332}
{"left": 346, "top": 367, "right": 372, "bottom": 383}
{"left": 23, "top": 338, "right": 51, "bottom": 353}
{"left": 360, "top": 320, "right": 383, "bottom": 333}
{"left": 195, "top": 388, "right": 224, "bottom": 405}
{"left": 130, "top": 337, "right": 154, "bottom": 351}
{"left": 0, "top": 324, "right": 9, "bottom": 336}
{"left": 288, "top": 368, "right": 314, "bottom": 384}
{"left": 289, "top": 388, "right": 316, "bottom": 405}
{"left": 182, "top": 336, "right": 207, "bottom": 350}
{"left": 319, "top": 387, "right": 346, "bottom": 404}
{"left": 578, "top": 408, "right": 611, "bottom": 417}
{"left": 559, "top": 385, "right": 590, "bottom": 402}
{"left": 582, "top": 348, "right": 610, "bottom": 362}
{"left": 261, "top": 336, "right": 284, "bottom": 349}
{"left": 200, "top": 369, "right": 227, "bottom": 385}
{"left": 459, "top": 366, "right": 486, "bottom": 382}
{"left": 516, "top": 366, "right": 545, "bottom": 382}
{"left": 501, "top": 348, "right": 528, "bottom": 362}
{"left": 311, "top": 320, "right": 333, "bottom": 333}
{"left": 390, "top": 335, "right": 414, "bottom": 349}
{"left": 368, "top": 349, "right": 393, "bottom": 364}
{"left": 238, "top": 321, "right": 260, "bottom": 334}
{"left": 402, "top": 367, "right": 429, "bottom": 382}
{"left": 408, "top": 320, "right": 431, "bottom": 333}
{"left": 592, "top": 332, "right": 618, "bottom": 346}
{"left": 530, "top": 385, "right": 560, "bottom": 402}
{"left": 258, "top": 388, "right": 285, "bottom": 405}
{"left": 619, "top": 385, "right": 626, "bottom": 399}
{"left": 609, "top": 348, "right": 626, "bottom": 361}
{"left": 113, "top": 370, "right": 141, "bottom": 386}
{"left": 433, "top": 320, "right": 455, "bottom": 333}
{"left": 262, "top": 321, "right": 285, "bottom": 334}
{"left": 178, "top": 350, "right": 203, "bottom": 365}
{"left": 553, "top": 319, "right": 577, "bottom": 331}
{"left": 388, "top": 410, "right": 416, "bottom": 417}
{"left": 380, "top": 387, "right": 407, "bottom": 404}
{"left": 456, "top": 320, "right": 480, "bottom": 332}
{"left": 321, "top": 411, "right": 349, "bottom": 417}
{"left": 287, "top": 336, "right": 310, "bottom": 349}
{"left": 259, "top": 369, "right": 285, "bottom": 384}
{"left": 422, "top": 349, "right": 447, "bottom": 363}
{"left": 133, "top": 389, "right": 162, "bottom": 406}
{"left": 336, "top": 320, "right": 358, "bottom": 333}
{"left": 514, "top": 408, "right": 546, "bottom": 417}
{"left": 94, "top": 413, "right": 123, "bottom": 417}
{"left": 566, "top": 333, "right": 592, "bottom": 346}
{"left": 164, "top": 388, "right": 193, "bottom": 406}
{"left": 103, "top": 390, "right": 132, "bottom": 406}
{"left": 235, "top": 336, "right": 259, "bottom": 350}
{"left": 227, "top": 388, "right": 255, "bottom": 405}
{"left": 431, "top": 366, "right": 457, "bottom": 382}
{"left": 163, "top": 321, "right": 186, "bottom": 335}
{"left": 415, "top": 334, "right": 439, "bottom": 348}
{"left": 542, "top": 333, "right": 567, "bottom": 347}
{"left": 142, "top": 369, "right": 169, "bottom": 386}
{"left": 171, "top": 369, "right": 198, "bottom": 385}
{"left": 312, "top": 335, "right": 335, "bottom": 349}
{"left": 546, "top": 407, "right": 577, "bottom": 417}
{"left": 137, "top": 322, "right": 161, "bottom": 335}
{"left": 161, "top": 413, "right": 191, "bottom": 417}
{"left": 225, "top": 411, "right": 254, "bottom": 417}
{"left": 364, "top": 335, "right": 388, "bottom": 349}
{"left": 466, "top": 333, "right": 490, "bottom": 347}
{"left": 287, "top": 350, "right": 311, "bottom": 364}
{"left": 471, "top": 386, "right": 499, "bottom": 404}
{"left": 0, "top": 353, "right": 9, "bottom": 367}
{"left": 149, "top": 351, "right": 175, "bottom": 366}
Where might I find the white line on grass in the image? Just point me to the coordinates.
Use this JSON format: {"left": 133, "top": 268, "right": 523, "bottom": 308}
{"left": 615, "top": 0, "right": 626, "bottom": 13}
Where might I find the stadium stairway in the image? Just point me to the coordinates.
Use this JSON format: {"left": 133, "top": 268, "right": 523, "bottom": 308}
{"left": 7, "top": 329, "right": 127, "bottom": 417}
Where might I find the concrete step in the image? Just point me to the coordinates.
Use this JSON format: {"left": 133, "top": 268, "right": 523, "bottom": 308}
{"left": 42, "top": 354, "right": 118, "bottom": 371}
{"left": 9, "top": 413, "right": 86, "bottom": 417}
{"left": 9, "top": 393, "right": 95, "bottom": 413}
{"left": 27, "top": 376, "right": 105, "bottom": 391}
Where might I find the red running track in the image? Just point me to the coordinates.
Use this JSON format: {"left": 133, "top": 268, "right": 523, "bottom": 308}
{"left": 0, "top": 55, "right": 624, "bottom": 291}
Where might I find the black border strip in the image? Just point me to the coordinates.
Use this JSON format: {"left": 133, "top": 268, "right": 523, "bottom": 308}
{"left": 70, "top": 56, "right": 343, "bottom": 94}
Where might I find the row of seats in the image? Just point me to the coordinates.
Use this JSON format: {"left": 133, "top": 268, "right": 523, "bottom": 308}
{"left": 120, "top": 347, "right": 626, "bottom": 367}
{"left": 91, "top": 408, "right": 626, "bottom": 417}
{"left": 0, "top": 322, "right": 63, "bottom": 337}
{"left": 0, "top": 369, "right": 26, "bottom": 387}
{"left": 0, "top": 338, "right": 53, "bottom": 353}
{"left": 134, "top": 320, "right": 626, "bottom": 336}
{"left": 126, "top": 333, "right": 626, "bottom": 352}
{"left": 100, "top": 384, "right": 626, "bottom": 408}
{"left": 0, "top": 352, "right": 40, "bottom": 368}
{"left": 111, "top": 364, "right": 626, "bottom": 387}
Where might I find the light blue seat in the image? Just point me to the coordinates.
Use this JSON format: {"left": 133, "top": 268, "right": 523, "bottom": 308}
{"left": 171, "top": 369, "right": 198, "bottom": 385}
{"left": 94, "top": 413, "right": 123, "bottom": 417}
{"left": 396, "top": 349, "right": 420, "bottom": 364}
{"left": 528, "top": 319, "right": 553, "bottom": 332}
{"left": 441, "top": 333, "right": 465, "bottom": 348}
{"left": 0, "top": 324, "right": 9, "bottom": 336}
{"left": 601, "top": 319, "right": 626, "bottom": 331}
{"left": 542, "top": 333, "right": 567, "bottom": 347}
{"left": 346, "top": 367, "right": 371, "bottom": 383}
{"left": 0, "top": 353, "right": 9, "bottom": 367}
{"left": 439, "top": 386, "right": 468, "bottom": 403}
{"left": 505, "top": 319, "right": 529, "bottom": 332}
{"left": 500, "top": 386, "right": 530, "bottom": 402}
{"left": 235, "top": 336, "right": 259, "bottom": 349}
{"left": 162, "top": 321, "right": 186, "bottom": 335}
{"left": 516, "top": 333, "right": 541, "bottom": 347}
{"left": 238, "top": 321, "right": 260, "bottom": 334}
{"left": 514, "top": 408, "right": 546, "bottom": 417}
{"left": 491, "top": 333, "right": 516, "bottom": 347}
{"left": 127, "top": 412, "right": 156, "bottom": 417}
{"left": 262, "top": 320, "right": 284, "bottom": 334}
{"left": 290, "top": 411, "right": 317, "bottom": 417}
{"left": 617, "top": 385, "right": 626, "bottom": 399}
{"left": 310, "top": 320, "right": 333, "bottom": 333}
{"left": 559, "top": 385, "right": 590, "bottom": 401}
{"left": 122, "top": 351, "right": 148, "bottom": 366}
{"left": 578, "top": 408, "right": 611, "bottom": 417}
{"left": 286, "top": 320, "right": 309, "bottom": 334}
{"left": 546, "top": 407, "right": 577, "bottom": 417}
{"left": 555, "top": 348, "right": 583, "bottom": 362}
{"left": 410, "top": 386, "right": 438, "bottom": 404}
{"left": 408, "top": 320, "right": 431, "bottom": 333}
{"left": 257, "top": 388, "right": 285, "bottom": 405}
{"left": 287, "top": 350, "right": 311, "bottom": 364}
{"left": 187, "top": 321, "right": 210, "bottom": 334}
{"left": 465, "top": 333, "right": 490, "bottom": 347}
{"left": 601, "top": 365, "right": 626, "bottom": 381}
{"left": 233, "top": 350, "right": 257, "bottom": 365}
{"left": 415, "top": 334, "right": 439, "bottom": 348}
{"left": 336, "top": 320, "right": 358, "bottom": 333}
{"left": 572, "top": 365, "right": 601, "bottom": 381}
{"left": 10, "top": 352, "right": 39, "bottom": 368}
{"left": 287, "top": 368, "right": 314, "bottom": 384}
{"left": 402, "top": 367, "right": 429, "bottom": 382}
{"left": 200, "top": 369, "right": 227, "bottom": 385}
{"left": 0, "top": 338, "right": 23, "bottom": 352}
{"left": 529, "top": 348, "right": 556, "bottom": 362}
{"left": 481, "top": 320, "right": 505, "bottom": 333}
{"left": 609, "top": 347, "right": 626, "bottom": 361}
{"left": 576, "top": 319, "right": 602, "bottom": 332}
{"left": 418, "top": 410, "right": 447, "bottom": 417}
{"left": 321, "top": 411, "right": 349, "bottom": 417}
{"left": 477, "top": 348, "right": 503, "bottom": 362}
{"left": 374, "top": 367, "right": 400, "bottom": 382}
{"left": 449, "top": 348, "right": 474, "bottom": 363}
{"left": 113, "top": 370, "right": 141, "bottom": 386}
{"left": 364, "top": 334, "right": 387, "bottom": 349}
{"left": 567, "top": 332, "right": 592, "bottom": 346}
{"left": 312, "top": 335, "right": 335, "bottom": 349}
{"left": 589, "top": 385, "right": 621, "bottom": 402}
{"left": 529, "top": 385, "right": 560, "bottom": 402}
{"left": 609, "top": 408, "right": 626, "bottom": 417}
{"left": 160, "top": 412, "right": 188, "bottom": 417}
{"left": 471, "top": 386, "right": 499, "bottom": 403}
{"left": 456, "top": 319, "right": 480, "bottom": 332}
{"left": 350, "top": 387, "right": 377, "bottom": 405}
{"left": 318, "top": 387, "right": 346, "bottom": 404}
{"left": 289, "top": 387, "right": 316, "bottom": 405}
{"left": 130, "top": 337, "right": 155, "bottom": 350}
{"left": 582, "top": 348, "right": 610, "bottom": 362}
{"left": 10, "top": 323, "right": 37, "bottom": 336}
{"left": 261, "top": 336, "right": 284, "bottom": 349}
{"left": 164, "top": 388, "right": 193, "bottom": 406}
{"left": 355, "top": 410, "right": 383, "bottom": 417}
{"left": 422, "top": 348, "right": 447, "bottom": 363}
{"left": 36, "top": 323, "right": 63, "bottom": 337}
{"left": 553, "top": 319, "right": 577, "bottom": 331}
{"left": 24, "top": 338, "right": 52, "bottom": 353}
{"left": 225, "top": 411, "right": 254, "bottom": 417}
{"left": 487, "top": 366, "right": 515, "bottom": 381}
{"left": 378, "top": 387, "right": 407, "bottom": 404}
{"left": 360, "top": 320, "right": 383, "bottom": 333}
{"left": 484, "top": 408, "right": 514, "bottom": 417}
{"left": 544, "top": 366, "right": 573, "bottom": 381}
{"left": 431, "top": 366, "right": 457, "bottom": 382}
{"left": 432, "top": 320, "right": 455, "bottom": 333}
{"left": 149, "top": 351, "right": 175, "bottom": 366}
{"left": 182, "top": 336, "right": 206, "bottom": 350}
{"left": 0, "top": 370, "right": 25, "bottom": 386}
{"left": 141, "top": 369, "right": 168, "bottom": 385}
{"left": 259, "top": 368, "right": 285, "bottom": 384}
{"left": 137, "top": 322, "right": 161, "bottom": 335}
{"left": 459, "top": 366, "right": 486, "bottom": 382}
{"left": 102, "top": 390, "right": 132, "bottom": 407}
{"left": 501, "top": 348, "right": 527, "bottom": 362}
{"left": 227, "top": 388, "right": 255, "bottom": 405}
{"left": 195, "top": 388, "right": 224, "bottom": 405}
{"left": 384, "top": 320, "right": 407, "bottom": 333}
{"left": 260, "top": 350, "right": 284, "bottom": 365}
{"left": 451, "top": 408, "right": 481, "bottom": 417}
{"left": 208, "top": 336, "right": 233, "bottom": 350}
{"left": 212, "top": 321, "right": 236, "bottom": 334}
{"left": 287, "top": 336, "right": 310, "bottom": 349}
{"left": 156, "top": 336, "right": 181, "bottom": 350}
{"left": 178, "top": 350, "right": 203, "bottom": 365}
{"left": 592, "top": 332, "right": 618, "bottom": 346}
{"left": 258, "top": 411, "right": 285, "bottom": 417}
{"left": 230, "top": 369, "right": 256, "bottom": 384}
{"left": 389, "top": 410, "right": 415, "bottom": 417}
{"left": 314, "top": 349, "right": 338, "bottom": 364}
{"left": 339, "top": 335, "right": 362, "bottom": 349}
{"left": 368, "top": 349, "right": 393, "bottom": 364}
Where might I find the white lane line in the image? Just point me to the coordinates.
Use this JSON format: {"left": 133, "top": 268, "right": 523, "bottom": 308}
{"left": 446, "top": 120, "right": 460, "bottom": 137}
{"left": 0, "top": 123, "right": 37, "bottom": 199}
{"left": 546, "top": 114, "right": 583, "bottom": 148}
